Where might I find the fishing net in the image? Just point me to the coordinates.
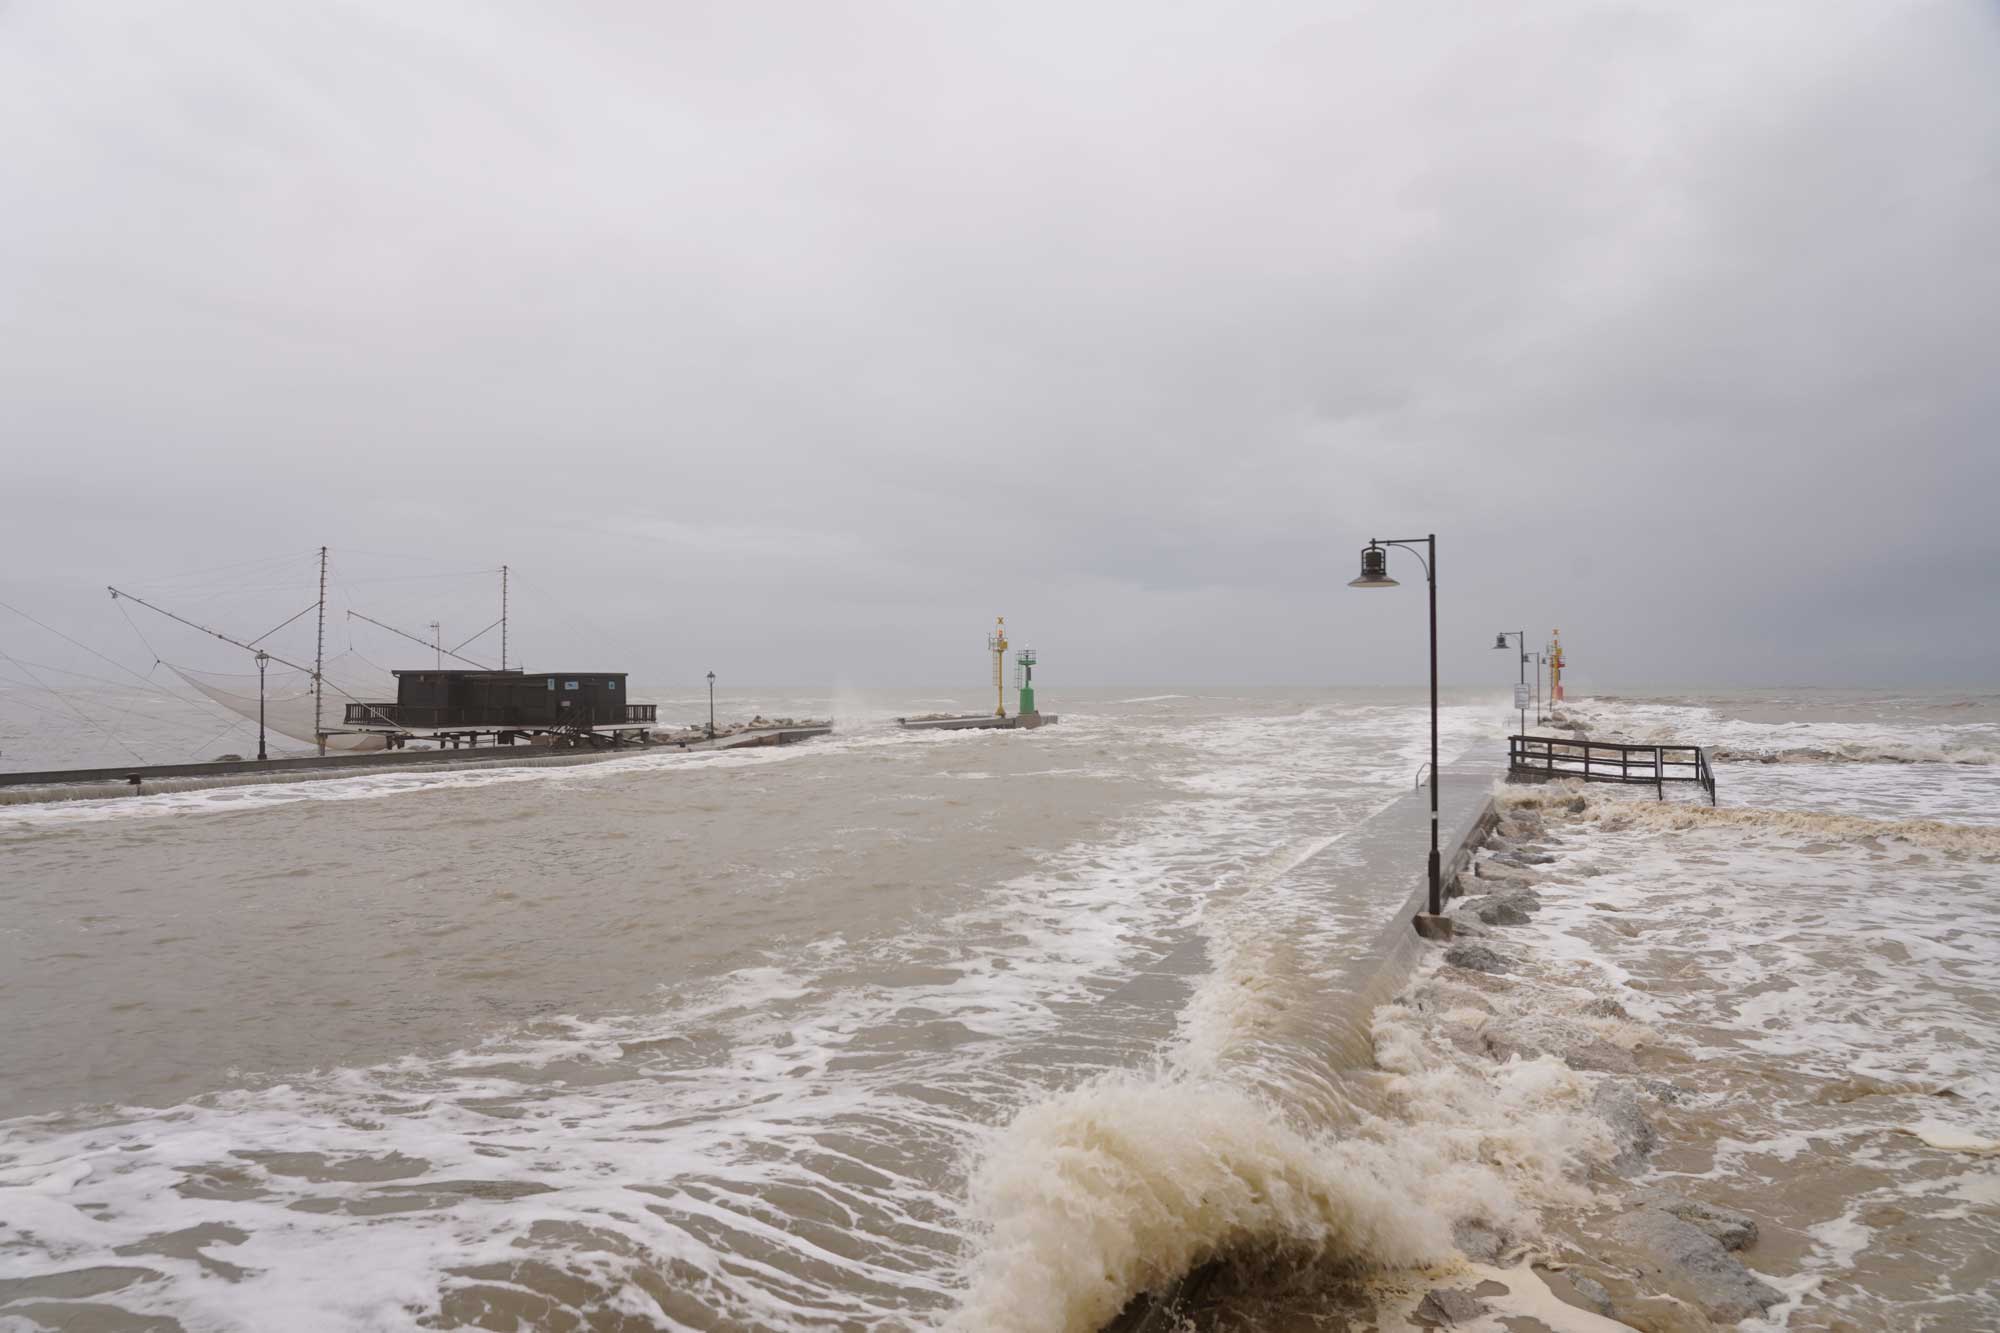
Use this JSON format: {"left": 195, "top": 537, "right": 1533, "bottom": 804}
{"left": 167, "top": 654, "right": 394, "bottom": 752}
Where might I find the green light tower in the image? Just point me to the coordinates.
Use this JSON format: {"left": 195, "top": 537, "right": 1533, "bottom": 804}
{"left": 1016, "top": 648, "right": 1037, "bottom": 716}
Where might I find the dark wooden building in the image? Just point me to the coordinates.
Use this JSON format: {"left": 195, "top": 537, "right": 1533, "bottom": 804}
{"left": 344, "top": 669, "right": 654, "bottom": 731}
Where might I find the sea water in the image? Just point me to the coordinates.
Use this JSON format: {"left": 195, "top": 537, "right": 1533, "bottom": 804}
{"left": 0, "top": 686, "right": 1994, "bottom": 1330}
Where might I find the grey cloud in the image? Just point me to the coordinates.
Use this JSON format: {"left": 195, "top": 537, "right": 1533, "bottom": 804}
{"left": 2, "top": 0, "right": 1995, "bottom": 690}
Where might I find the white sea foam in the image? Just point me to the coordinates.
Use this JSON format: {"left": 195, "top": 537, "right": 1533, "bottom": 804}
{"left": 0, "top": 696, "right": 1496, "bottom": 1330}
{"left": 1560, "top": 696, "right": 2000, "bottom": 766}
{"left": 1486, "top": 777, "right": 2000, "bottom": 1326}
{"left": 19, "top": 689, "right": 1987, "bottom": 1329}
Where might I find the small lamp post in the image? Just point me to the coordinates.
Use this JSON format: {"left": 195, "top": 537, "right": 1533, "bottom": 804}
{"left": 254, "top": 650, "right": 271, "bottom": 762}
{"left": 1493, "top": 630, "right": 1527, "bottom": 738}
{"left": 1348, "top": 534, "right": 1442, "bottom": 921}
{"left": 706, "top": 670, "right": 716, "bottom": 738}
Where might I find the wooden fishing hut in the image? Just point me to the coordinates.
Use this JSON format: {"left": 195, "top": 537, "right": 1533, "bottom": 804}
{"left": 343, "top": 669, "right": 656, "bottom": 749}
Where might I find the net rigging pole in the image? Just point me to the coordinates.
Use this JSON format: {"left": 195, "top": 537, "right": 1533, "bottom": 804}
{"left": 106, "top": 587, "right": 320, "bottom": 680}
{"left": 315, "top": 546, "right": 328, "bottom": 756}
{"left": 345, "top": 610, "right": 494, "bottom": 670}
{"left": 107, "top": 571, "right": 404, "bottom": 734}
{"left": 500, "top": 565, "right": 509, "bottom": 671}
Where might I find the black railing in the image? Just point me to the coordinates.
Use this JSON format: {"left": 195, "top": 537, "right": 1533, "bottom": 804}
{"left": 1508, "top": 734, "right": 1716, "bottom": 804}
{"left": 344, "top": 702, "right": 657, "bottom": 728}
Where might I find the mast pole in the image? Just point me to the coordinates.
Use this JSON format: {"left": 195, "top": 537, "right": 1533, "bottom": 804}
{"left": 500, "top": 565, "right": 508, "bottom": 671}
{"left": 315, "top": 545, "right": 327, "bottom": 756}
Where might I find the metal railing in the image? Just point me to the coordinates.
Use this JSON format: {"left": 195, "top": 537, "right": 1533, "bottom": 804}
{"left": 1508, "top": 734, "right": 1716, "bottom": 804}
{"left": 343, "top": 702, "right": 657, "bottom": 728}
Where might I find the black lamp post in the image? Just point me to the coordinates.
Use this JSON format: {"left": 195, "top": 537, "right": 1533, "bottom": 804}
{"left": 1349, "top": 534, "right": 1442, "bottom": 919}
{"left": 1493, "top": 630, "right": 1527, "bottom": 737}
{"left": 706, "top": 670, "right": 716, "bottom": 738}
{"left": 254, "top": 650, "right": 270, "bottom": 762}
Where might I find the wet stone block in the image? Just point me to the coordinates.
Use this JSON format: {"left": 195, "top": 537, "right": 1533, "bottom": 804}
{"left": 1611, "top": 1206, "right": 1782, "bottom": 1322}
{"left": 1443, "top": 943, "right": 1513, "bottom": 974}
{"left": 1415, "top": 1286, "right": 1487, "bottom": 1325}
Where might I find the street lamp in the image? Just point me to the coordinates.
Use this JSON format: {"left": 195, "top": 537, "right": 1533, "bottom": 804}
{"left": 254, "top": 650, "right": 270, "bottom": 762}
{"left": 706, "top": 671, "right": 716, "bottom": 738}
{"left": 1349, "top": 534, "right": 1442, "bottom": 920}
{"left": 1494, "top": 630, "right": 1527, "bottom": 738}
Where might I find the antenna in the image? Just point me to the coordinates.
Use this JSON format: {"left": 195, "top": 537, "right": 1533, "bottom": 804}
{"left": 500, "top": 565, "right": 509, "bottom": 671}
{"left": 430, "top": 621, "right": 443, "bottom": 669}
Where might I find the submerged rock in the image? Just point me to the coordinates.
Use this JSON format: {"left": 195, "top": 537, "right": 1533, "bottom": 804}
{"left": 1451, "top": 1220, "right": 1508, "bottom": 1264}
{"left": 1491, "top": 850, "right": 1558, "bottom": 866}
{"left": 1611, "top": 1206, "right": 1782, "bottom": 1321}
{"left": 1474, "top": 859, "right": 1536, "bottom": 884}
{"left": 1414, "top": 1286, "right": 1487, "bottom": 1325}
{"left": 1451, "top": 1026, "right": 1541, "bottom": 1065}
{"left": 1569, "top": 1274, "right": 1615, "bottom": 1315}
{"left": 1592, "top": 1081, "right": 1660, "bottom": 1171}
{"left": 1470, "top": 890, "right": 1540, "bottom": 926}
{"left": 1443, "top": 943, "right": 1513, "bottom": 975}
{"left": 1564, "top": 1038, "right": 1638, "bottom": 1074}
{"left": 1631, "top": 1190, "right": 1759, "bottom": 1251}
{"left": 1640, "top": 1078, "right": 1696, "bottom": 1106}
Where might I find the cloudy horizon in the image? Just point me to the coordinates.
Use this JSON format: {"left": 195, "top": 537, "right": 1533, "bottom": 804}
{"left": 4, "top": 0, "right": 1996, "bottom": 693}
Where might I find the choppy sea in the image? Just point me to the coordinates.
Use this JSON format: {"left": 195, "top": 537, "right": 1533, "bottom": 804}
{"left": 0, "top": 684, "right": 1994, "bottom": 1330}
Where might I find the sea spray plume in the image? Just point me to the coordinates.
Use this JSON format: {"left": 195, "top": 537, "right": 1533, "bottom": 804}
{"left": 945, "top": 1077, "right": 1455, "bottom": 1333}
{"left": 1368, "top": 1002, "right": 1610, "bottom": 1218}
{"left": 947, "top": 1016, "right": 1622, "bottom": 1332}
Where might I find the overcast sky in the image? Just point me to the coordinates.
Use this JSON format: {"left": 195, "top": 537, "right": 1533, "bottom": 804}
{"left": 2, "top": 0, "right": 1995, "bottom": 691}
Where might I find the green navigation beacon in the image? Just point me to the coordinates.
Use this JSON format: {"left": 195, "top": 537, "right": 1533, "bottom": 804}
{"left": 1016, "top": 648, "right": 1037, "bottom": 717}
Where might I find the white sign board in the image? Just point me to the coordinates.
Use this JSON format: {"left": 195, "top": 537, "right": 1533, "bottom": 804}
{"left": 1514, "top": 683, "right": 1532, "bottom": 710}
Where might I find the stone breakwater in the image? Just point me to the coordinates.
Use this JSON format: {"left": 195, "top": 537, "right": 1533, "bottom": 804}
{"left": 1370, "top": 780, "right": 2000, "bottom": 1330}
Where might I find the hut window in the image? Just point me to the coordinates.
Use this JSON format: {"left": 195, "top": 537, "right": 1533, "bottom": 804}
{"left": 546, "top": 678, "right": 555, "bottom": 690}
{"left": 565, "top": 680, "right": 579, "bottom": 690}
{"left": 607, "top": 680, "right": 618, "bottom": 690}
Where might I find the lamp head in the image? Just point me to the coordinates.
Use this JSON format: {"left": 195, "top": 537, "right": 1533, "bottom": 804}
{"left": 1492, "top": 633, "right": 1509, "bottom": 650}
{"left": 1347, "top": 543, "right": 1399, "bottom": 588}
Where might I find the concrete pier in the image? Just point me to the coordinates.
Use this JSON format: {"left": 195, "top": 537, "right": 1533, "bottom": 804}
{"left": 0, "top": 725, "right": 834, "bottom": 797}
{"left": 895, "top": 712, "right": 1057, "bottom": 732}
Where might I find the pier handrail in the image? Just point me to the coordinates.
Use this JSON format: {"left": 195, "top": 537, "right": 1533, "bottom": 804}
{"left": 343, "top": 701, "right": 658, "bottom": 728}
{"left": 1507, "top": 734, "right": 1716, "bottom": 805}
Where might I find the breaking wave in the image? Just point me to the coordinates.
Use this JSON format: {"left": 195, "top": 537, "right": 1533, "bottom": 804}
{"left": 1555, "top": 698, "right": 1999, "bottom": 767}
{"left": 947, "top": 1079, "right": 1451, "bottom": 1333}
{"left": 1712, "top": 741, "right": 1998, "bottom": 766}
{"left": 947, "top": 1045, "right": 1613, "bottom": 1332}
{"left": 1502, "top": 782, "right": 2000, "bottom": 858}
